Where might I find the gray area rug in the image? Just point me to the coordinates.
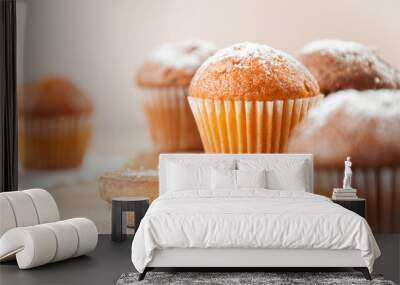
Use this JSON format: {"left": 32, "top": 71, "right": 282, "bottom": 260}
{"left": 117, "top": 272, "right": 396, "bottom": 285}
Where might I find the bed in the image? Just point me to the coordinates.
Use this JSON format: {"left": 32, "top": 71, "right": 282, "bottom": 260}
{"left": 131, "top": 154, "right": 380, "bottom": 280}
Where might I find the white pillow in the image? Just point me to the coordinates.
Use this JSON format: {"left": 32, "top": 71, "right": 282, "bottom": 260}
{"left": 167, "top": 163, "right": 210, "bottom": 191}
{"left": 236, "top": 169, "right": 267, "bottom": 189}
{"left": 166, "top": 159, "right": 236, "bottom": 192}
{"left": 237, "top": 159, "right": 308, "bottom": 191}
{"left": 211, "top": 168, "right": 236, "bottom": 190}
{"left": 266, "top": 167, "right": 306, "bottom": 191}
{"left": 211, "top": 169, "right": 268, "bottom": 190}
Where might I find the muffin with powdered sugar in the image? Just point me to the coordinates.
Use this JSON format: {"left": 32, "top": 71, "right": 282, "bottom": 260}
{"left": 289, "top": 89, "right": 400, "bottom": 233}
{"left": 189, "top": 42, "right": 322, "bottom": 153}
{"left": 298, "top": 39, "right": 400, "bottom": 94}
{"left": 136, "top": 40, "right": 217, "bottom": 152}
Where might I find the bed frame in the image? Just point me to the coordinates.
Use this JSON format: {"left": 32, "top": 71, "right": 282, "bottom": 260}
{"left": 139, "top": 154, "right": 371, "bottom": 281}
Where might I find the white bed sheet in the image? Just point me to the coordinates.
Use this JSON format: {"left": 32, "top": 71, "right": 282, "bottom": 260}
{"left": 131, "top": 190, "right": 380, "bottom": 273}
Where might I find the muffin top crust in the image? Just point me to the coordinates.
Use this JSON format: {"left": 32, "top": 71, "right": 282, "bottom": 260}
{"left": 189, "top": 42, "right": 320, "bottom": 101}
{"left": 19, "top": 77, "right": 93, "bottom": 118}
{"left": 136, "top": 40, "right": 217, "bottom": 88}
{"left": 298, "top": 39, "right": 400, "bottom": 94}
{"left": 288, "top": 89, "right": 400, "bottom": 168}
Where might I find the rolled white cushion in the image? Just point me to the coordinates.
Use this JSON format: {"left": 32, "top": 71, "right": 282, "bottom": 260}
{"left": 0, "top": 192, "right": 39, "bottom": 227}
{"left": 65, "top": 218, "right": 98, "bottom": 257}
{"left": 24, "top": 189, "right": 59, "bottom": 223}
{"left": 0, "top": 189, "right": 60, "bottom": 238}
{"left": 42, "top": 222, "right": 78, "bottom": 262}
{"left": 0, "top": 218, "right": 98, "bottom": 269}
{"left": 0, "top": 226, "right": 57, "bottom": 269}
{"left": 0, "top": 196, "right": 17, "bottom": 237}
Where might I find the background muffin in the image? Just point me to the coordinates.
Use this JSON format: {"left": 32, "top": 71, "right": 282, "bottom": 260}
{"left": 288, "top": 89, "right": 400, "bottom": 233}
{"left": 136, "top": 40, "right": 217, "bottom": 152}
{"left": 188, "top": 42, "right": 322, "bottom": 153}
{"left": 19, "top": 77, "right": 93, "bottom": 169}
{"left": 298, "top": 39, "right": 400, "bottom": 94}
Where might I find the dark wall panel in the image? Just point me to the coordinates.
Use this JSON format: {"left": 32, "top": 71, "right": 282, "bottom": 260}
{"left": 0, "top": 0, "right": 17, "bottom": 192}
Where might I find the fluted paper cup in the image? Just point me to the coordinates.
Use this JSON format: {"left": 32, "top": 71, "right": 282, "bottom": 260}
{"left": 140, "top": 87, "right": 203, "bottom": 152}
{"left": 315, "top": 167, "right": 400, "bottom": 233}
{"left": 188, "top": 95, "right": 323, "bottom": 153}
{"left": 19, "top": 115, "right": 92, "bottom": 169}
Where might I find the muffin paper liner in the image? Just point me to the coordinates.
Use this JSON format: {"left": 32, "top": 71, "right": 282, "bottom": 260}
{"left": 141, "top": 87, "right": 203, "bottom": 152}
{"left": 19, "top": 115, "right": 92, "bottom": 169}
{"left": 315, "top": 167, "right": 400, "bottom": 233}
{"left": 188, "top": 95, "right": 323, "bottom": 153}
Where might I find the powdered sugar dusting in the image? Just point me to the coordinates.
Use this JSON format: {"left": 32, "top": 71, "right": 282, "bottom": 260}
{"left": 197, "top": 42, "right": 304, "bottom": 74}
{"left": 301, "top": 39, "right": 369, "bottom": 58}
{"left": 305, "top": 89, "right": 400, "bottom": 135}
{"left": 148, "top": 40, "right": 217, "bottom": 72}
{"left": 300, "top": 39, "right": 400, "bottom": 83}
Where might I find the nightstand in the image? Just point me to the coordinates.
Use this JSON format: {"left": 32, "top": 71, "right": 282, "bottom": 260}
{"left": 111, "top": 196, "right": 150, "bottom": 242}
{"left": 332, "top": 198, "right": 366, "bottom": 218}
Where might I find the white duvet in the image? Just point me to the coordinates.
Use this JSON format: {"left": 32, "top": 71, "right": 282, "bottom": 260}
{"left": 131, "top": 190, "right": 380, "bottom": 273}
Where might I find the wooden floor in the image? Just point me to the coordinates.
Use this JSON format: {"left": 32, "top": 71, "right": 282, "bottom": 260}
{"left": 1, "top": 235, "right": 399, "bottom": 285}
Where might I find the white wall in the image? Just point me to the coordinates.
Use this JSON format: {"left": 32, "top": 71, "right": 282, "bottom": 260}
{"left": 18, "top": 0, "right": 400, "bottom": 159}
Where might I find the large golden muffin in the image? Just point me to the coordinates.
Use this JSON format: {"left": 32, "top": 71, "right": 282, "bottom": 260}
{"left": 19, "top": 77, "right": 93, "bottom": 169}
{"left": 288, "top": 89, "right": 400, "bottom": 233}
{"left": 136, "top": 40, "right": 217, "bottom": 152}
{"left": 188, "top": 42, "right": 322, "bottom": 153}
{"left": 298, "top": 39, "right": 400, "bottom": 94}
